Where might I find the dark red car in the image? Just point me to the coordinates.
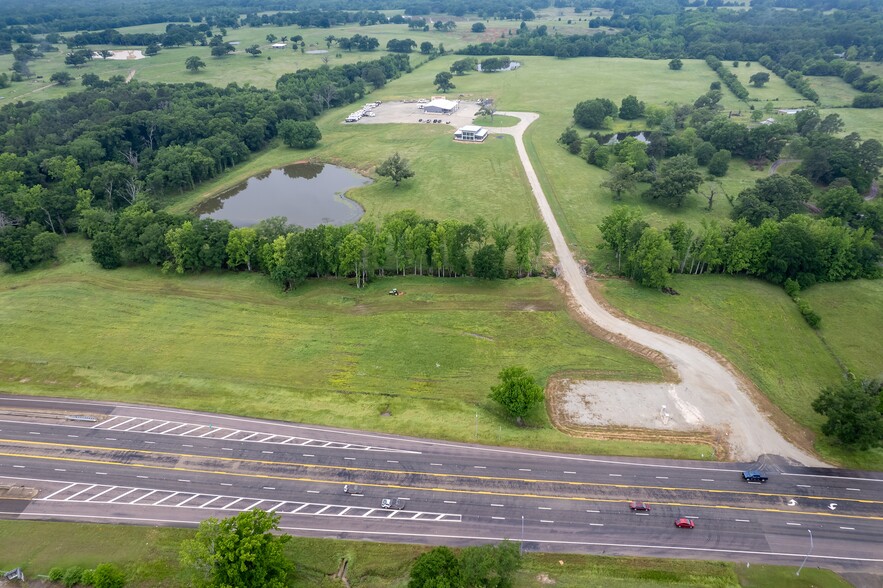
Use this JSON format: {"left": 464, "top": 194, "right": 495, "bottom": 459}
{"left": 629, "top": 501, "right": 650, "bottom": 511}
{"left": 675, "top": 518, "right": 695, "bottom": 529}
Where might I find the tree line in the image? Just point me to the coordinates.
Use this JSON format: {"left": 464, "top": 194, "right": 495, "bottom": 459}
{"left": 80, "top": 205, "right": 547, "bottom": 290}
{"left": 0, "top": 0, "right": 543, "bottom": 36}
{"left": 598, "top": 204, "right": 880, "bottom": 292}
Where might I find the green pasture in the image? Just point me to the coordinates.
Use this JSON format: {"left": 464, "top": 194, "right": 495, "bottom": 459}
{"left": 802, "top": 279, "right": 883, "bottom": 379}
{"left": 805, "top": 75, "right": 860, "bottom": 107}
{"left": 169, "top": 124, "right": 539, "bottom": 229}
{"left": 597, "top": 274, "right": 883, "bottom": 470}
{"left": 824, "top": 106, "right": 883, "bottom": 143}
{"left": 0, "top": 237, "right": 709, "bottom": 459}
{"left": 0, "top": 520, "right": 852, "bottom": 588}
{"left": 727, "top": 61, "right": 813, "bottom": 108}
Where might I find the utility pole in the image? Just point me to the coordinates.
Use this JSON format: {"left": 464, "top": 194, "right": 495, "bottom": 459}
{"left": 474, "top": 413, "right": 478, "bottom": 440}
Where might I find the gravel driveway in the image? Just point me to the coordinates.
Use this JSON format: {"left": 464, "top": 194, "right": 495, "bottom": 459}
{"left": 495, "top": 111, "right": 824, "bottom": 466}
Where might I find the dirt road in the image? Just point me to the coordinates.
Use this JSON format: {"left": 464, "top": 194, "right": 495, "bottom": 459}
{"left": 495, "top": 112, "right": 824, "bottom": 465}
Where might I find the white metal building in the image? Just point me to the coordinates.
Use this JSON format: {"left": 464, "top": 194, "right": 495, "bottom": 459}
{"left": 453, "top": 125, "right": 488, "bottom": 142}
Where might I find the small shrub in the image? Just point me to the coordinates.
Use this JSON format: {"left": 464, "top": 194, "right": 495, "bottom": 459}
{"left": 93, "top": 563, "right": 127, "bottom": 588}
{"left": 797, "top": 300, "right": 821, "bottom": 329}
{"left": 48, "top": 567, "right": 64, "bottom": 582}
{"left": 63, "top": 566, "right": 84, "bottom": 587}
{"left": 783, "top": 278, "right": 800, "bottom": 299}
{"left": 81, "top": 568, "right": 95, "bottom": 585}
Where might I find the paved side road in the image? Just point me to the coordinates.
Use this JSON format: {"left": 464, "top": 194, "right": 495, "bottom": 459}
{"left": 494, "top": 112, "right": 823, "bottom": 466}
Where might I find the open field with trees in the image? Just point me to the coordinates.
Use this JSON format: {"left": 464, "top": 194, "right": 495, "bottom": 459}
{"left": 1, "top": 0, "right": 881, "bottom": 470}
{"left": 0, "top": 519, "right": 853, "bottom": 588}
{"left": 0, "top": 238, "right": 704, "bottom": 459}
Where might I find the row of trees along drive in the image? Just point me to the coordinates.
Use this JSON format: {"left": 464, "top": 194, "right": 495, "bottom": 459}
{"left": 598, "top": 204, "right": 880, "bottom": 291}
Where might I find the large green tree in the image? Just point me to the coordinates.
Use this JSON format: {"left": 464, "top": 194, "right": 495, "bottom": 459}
{"left": 278, "top": 120, "right": 322, "bottom": 149}
{"left": 185, "top": 56, "right": 206, "bottom": 72}
{"left": 628, "top": 227, "right": 675, "bottom": 288}
{"left": 180, "top": 510, "right": 293, "bottom": 588}
{"left": 812, "top": 379, "right": 883, "bottom": 450}
{"left": 377, "top": 152, "right": 415, "bottom": 187}
{"left": 459, "top": 541, "right": 522, "bottom": 588}
{"left": 647, "top": 155, "right": 703, "bottom": 207}
{"left": 732, "top": 175, "right": 812, "bottom": 225}
{"left": 434, "top": 71, "right": 455, "bottom": 93}
{"left": 409, "top": 546, "right": 461, "bottom": 588}
{"left": 489, "top": 366, "right": 544, "bottom": 426}
{"left": 601, "top": 163, "right": 638, "bottom": 201}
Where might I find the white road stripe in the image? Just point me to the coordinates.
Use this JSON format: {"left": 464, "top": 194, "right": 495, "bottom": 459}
{"left": 107, "top": 488, "right": 138, "bottom": 503}
{"left": 42, "top": 483, "right": 77, "bottom": 501}
{"left": 144, "top": 421, "right": 171, "bottom": 433}
{"left": 840, "top": 527, "right": 855, "bottom": 530}
{"left": 131, "top": 490, "right": 158, "bottom": 504}
{"left": 106, "top": 417, "right": 136, "bottom": 430}
{"left": 736, "top": 519, "right": 751, "bottom": 523}
{"left": 65, "top": 485, "right": 98, "bottom": 501}
{"left": 85, "top": 488, "right": 120, "bottom": 501}
{"left": 154, "top": 493, "right": 180, "bottom": 505}
{"left": 786, "top": 522, "right": 801, "bottom": 526}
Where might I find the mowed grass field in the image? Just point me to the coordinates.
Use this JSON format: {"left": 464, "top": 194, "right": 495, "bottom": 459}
{"left": 0, "top": 520, "right": 853, "bottom": 588}
{"left": 0, "top": 238, "right": 704, "bottom": 458}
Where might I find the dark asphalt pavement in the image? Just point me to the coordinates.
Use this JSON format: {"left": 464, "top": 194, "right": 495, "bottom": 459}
{"left": 0, "top": 394, "right": 881, "bottom": 574}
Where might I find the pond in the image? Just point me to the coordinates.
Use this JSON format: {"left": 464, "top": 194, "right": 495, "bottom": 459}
{"left": 195, "top": 163, "right": 371, "bottom": 228}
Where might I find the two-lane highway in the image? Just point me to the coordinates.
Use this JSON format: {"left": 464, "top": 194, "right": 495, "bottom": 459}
{"left": 0, "top": 395, "right": 881, "bottom": 573}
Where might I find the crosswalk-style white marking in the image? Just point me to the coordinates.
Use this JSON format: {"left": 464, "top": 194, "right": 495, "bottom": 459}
{"left": 38, "top": 481, "right": 461, "bottom": 522}
{"left": 92, "top": 415, "right": 418, "bottom": 453}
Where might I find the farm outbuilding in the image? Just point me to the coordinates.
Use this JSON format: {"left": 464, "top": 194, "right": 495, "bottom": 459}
{"left": 423, "top": 98, "right": 458, "bottom": 114}
{"left": 453, "top": 125, "right": 488, "bottom": 142}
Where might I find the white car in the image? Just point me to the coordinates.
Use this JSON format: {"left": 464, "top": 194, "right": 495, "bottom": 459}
{"left": 381, "top": 498, "right": 405, "bottom": 510}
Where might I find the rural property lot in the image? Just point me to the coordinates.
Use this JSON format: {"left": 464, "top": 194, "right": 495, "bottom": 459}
{"left": 348, "top": 100, "right": 481, "bottom": 126}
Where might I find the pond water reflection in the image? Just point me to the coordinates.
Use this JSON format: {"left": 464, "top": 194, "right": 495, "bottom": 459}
{"left": 195, "top": 163, "right": 371, "bottom": 228}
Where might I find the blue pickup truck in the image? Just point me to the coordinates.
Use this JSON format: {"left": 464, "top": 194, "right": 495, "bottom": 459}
{"left": 742, "top": 470, "right": 769, "bottom": 483}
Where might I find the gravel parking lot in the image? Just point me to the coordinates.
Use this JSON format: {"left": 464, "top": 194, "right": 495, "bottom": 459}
{"left": 345, "top": 100, "right": 482, "bottom": 127}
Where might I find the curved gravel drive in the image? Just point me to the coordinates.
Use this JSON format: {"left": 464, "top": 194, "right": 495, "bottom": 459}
{"left": 494, "top": 111, "right": 824, "bottom": 466}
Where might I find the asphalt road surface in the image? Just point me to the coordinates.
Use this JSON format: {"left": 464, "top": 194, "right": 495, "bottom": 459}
{"left": 0, "top": 395, "right": 881, "bottom": 577}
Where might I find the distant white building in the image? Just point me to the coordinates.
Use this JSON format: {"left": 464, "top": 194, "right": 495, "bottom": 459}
{"left": 777, "top": 108, "right": 803, "bottom": 115}
{"left": 423, "top": 98, "right": 458, "bottom": 114}
{"left": 454, "top": 125, "right": 488, "bottom": 142}
{"left": 271, "top": 43, "right": 287, "bottom": 49}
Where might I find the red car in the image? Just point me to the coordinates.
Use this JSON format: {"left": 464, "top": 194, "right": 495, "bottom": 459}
{"left": 675, "top": 518, "right": 695, "bottom": 529}
{"left": 629, "top": 501, "right": 650, "bottom": 511}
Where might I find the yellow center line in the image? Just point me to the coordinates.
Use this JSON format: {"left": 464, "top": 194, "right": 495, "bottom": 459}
{"left": 1, "top": 437, "right": 880, "bottom": 506}
{"left": 2, "top": 450, "right": 882, "bottom": 522}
